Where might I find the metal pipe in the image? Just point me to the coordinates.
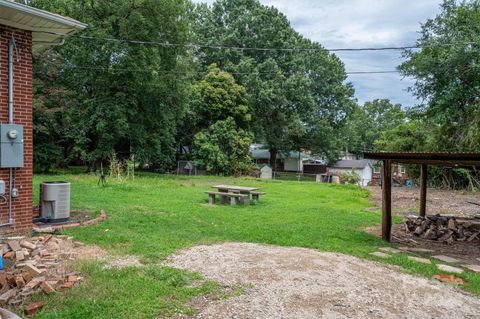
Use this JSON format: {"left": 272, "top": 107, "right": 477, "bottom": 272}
{"left": 1, "top": 39, "right": 16, "bottom": 227}
{"left": 8, "top": 38, "right": 14, "bottom": 124}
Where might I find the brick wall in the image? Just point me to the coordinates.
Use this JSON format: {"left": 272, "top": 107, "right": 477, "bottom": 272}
{"left": 0, "top": 26, "right": 33, "bottom": 232}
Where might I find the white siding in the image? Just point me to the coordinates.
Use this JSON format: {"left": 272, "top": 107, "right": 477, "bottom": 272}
{"left": 329, "top": 167, "right": 372, "bottom": 186}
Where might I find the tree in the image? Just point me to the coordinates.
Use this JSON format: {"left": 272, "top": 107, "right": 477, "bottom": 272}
{"left": 177, "top": 64, "right": 252, "bottom": 157}
{"left": 399, "top": 0, "right": 480, "bottom": 152}
{"left": 191, "top": 0, "right": 354, "bottom": 168}
{"left": 194, "top": 118, "right": 253, "bottom": 175}
{"left": 343, "top": 99, "right": 405, "bottom": 155}
{"left": 188, "top": 66, "right": 254, "bottom": 175}
{"left": 31, "top": 0, "right": 192, "bottom": 171}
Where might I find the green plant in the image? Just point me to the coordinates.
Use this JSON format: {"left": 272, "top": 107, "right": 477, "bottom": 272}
{"left": 340, "top": 170, "right": 361, "bottom": 185}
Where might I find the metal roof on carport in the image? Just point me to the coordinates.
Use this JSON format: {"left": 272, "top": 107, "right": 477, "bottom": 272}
{"left": 363, "top": 151, "right": 480, "bottom": 167}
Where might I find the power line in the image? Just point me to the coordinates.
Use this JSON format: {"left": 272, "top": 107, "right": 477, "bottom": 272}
{"left": 75, "top": 34, "right": 422, "bottom": 52}
{"left": 36, "top": 64, "right": 400, "bottom": 76}
{"left": 32, "top": 31, "right": 428, "bottom": 52}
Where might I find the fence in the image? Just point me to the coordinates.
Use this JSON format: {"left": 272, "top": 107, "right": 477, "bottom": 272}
{"left": 272, "top": 171, "right": 318, "bottom": 182}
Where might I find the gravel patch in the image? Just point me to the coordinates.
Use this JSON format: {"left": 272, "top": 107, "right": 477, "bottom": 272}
{"left": 165, "top": 242, "right": 480, "bottom": 319}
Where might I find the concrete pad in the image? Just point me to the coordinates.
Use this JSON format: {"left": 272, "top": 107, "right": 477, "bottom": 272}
{"left": 378, "top": 247, "right": 402, "bottom": 254}
{"left": 432, "top": 255, "right": 461, "bottom": 263}
{"left": 408, "top": 256, "right": 432, "bottom": 264}
{"left": 370, "top": 252, "right": 391, "bottom": 259}
{"left": 438, "top": 264, "right": 463, "bottom": 274}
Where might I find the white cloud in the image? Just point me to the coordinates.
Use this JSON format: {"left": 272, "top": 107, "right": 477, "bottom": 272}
{"left": 191, "top": 0, "right": 442, "bottom": 106}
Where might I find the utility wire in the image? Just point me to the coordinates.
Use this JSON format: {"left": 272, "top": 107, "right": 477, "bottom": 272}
{"left": 36, "top": 64, "right": 400, "bottom": 75}
{"left": 32, "top": 31, "right": 460, "bottom": 52}
{"left": 74, "top": 34, "right": 421, "bottom": 52}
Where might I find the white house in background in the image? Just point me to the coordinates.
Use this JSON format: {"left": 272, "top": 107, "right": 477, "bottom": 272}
{"left": 251, "top": 149, "right": 310, "bottom": 172}
{"left": 328, "top": 159, "right": 376, "bottom": 186}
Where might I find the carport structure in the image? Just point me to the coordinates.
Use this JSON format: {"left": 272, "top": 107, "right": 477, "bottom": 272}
{"left": 363, "top": 152, "right": 480, "bottom": 242}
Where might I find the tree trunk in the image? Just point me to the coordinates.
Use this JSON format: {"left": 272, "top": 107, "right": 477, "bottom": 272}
{"left": 269, "top": 148, "right": 277, "bottom": 172}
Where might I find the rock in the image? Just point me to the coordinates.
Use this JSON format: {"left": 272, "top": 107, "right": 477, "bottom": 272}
{"left": 43, "top": 235, "right": 53, "bottom": 243}
{"left": 0, "top": 288, "right": 17, "bottom": 305}
{"left": 3, "top": 251, "right": 14, "bottom": 258}
{"left": 31, "top": 248, "right": 40, "bottom": 257}
{"left": 438, "top": 264, "right": 463, "bottom": 274}
{"left": 408, "top": 256, "right": 432, "bottom": 264}
{"left": 448, "top": 218, "right": 458, "bottom": 231}
{"left": 60, "top": 281, "right": 74, "bottom": 289}
{"left": 424, "top": 229, "right": 438, "bottom": 240}
{"left": 400, "top": 247, "right": 433, "bottom": 253}
{"left": 467, "top": 231, "right": 480, "bottom": 242}
{"left": 8, "top": 240, "right": 21, "bottom": 251}
{"left": 26, "top": 277, "right": 45, "bottom": 289}
{"left": 23, "top": 272, "right": 33, "bottom": 283}
{"left": 0, "top": 274, "right": 9, "bottom": 293}
{"left": 1, "top": 243, "right": 9, "bottom": 254}
{"left": 15, "top": 250, "right": 25, "bottom": 261}
{"left": 24, "top": 301, "right": 45, "bottom": 316}
{"left": 463, "top": 264, "right": 480, "bottom": 273}
{"left": 432, "top": 255, "right": 460, "bottom": 263}
{"left": 20, "top": 240, "right": 36, "bottom": 251}
{"left": 378, "top": 247, "right": 402, "bottom": 254}
{"left": 14, "top": 275, "right": 25, "bottom": 288}
{"left": 41, "top": 281, "right": 55, "bottom": 294}
{"left": 23, "top": 264, "right": 45, "bottom": 277}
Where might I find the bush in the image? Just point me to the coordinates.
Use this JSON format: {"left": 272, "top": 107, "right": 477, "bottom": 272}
{"left": 340, "top": 170, "right": 361, "bottom": 185}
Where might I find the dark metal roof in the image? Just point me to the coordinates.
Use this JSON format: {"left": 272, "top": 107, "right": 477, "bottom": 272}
{"left": 363, "top": 151, "right": 480, "bottom": 166}
{"left": 332, "top": 159, "right": 375, "bottom": 169}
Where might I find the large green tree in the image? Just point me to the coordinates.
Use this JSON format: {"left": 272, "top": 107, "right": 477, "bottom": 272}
{"left": 31, "top": 0, "right": 192, "bottom": 171}
{"left": 399, "top": 0, "right": 480, "bottom": 151}
{"left": 191, "top": 0, "right": 354, "bottom": 169}
{"left": 188, "top": 66, "right": 254, "bottom": 175}
{"left": 343, "top": 99, "right": 405, "bottom": 155}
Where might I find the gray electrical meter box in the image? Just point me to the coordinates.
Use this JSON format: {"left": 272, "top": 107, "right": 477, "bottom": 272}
{"left": 0, "top": 124, "right": 24, "bottom": 168}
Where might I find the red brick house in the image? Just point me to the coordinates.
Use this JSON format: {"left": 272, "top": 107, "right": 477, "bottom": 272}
{"left": 0, "top": 0, "right": 86, "bottom": 232}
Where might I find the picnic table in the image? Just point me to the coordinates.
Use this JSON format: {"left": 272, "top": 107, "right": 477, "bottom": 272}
{"left": 206, "top": 185, "right": 266, "bottom": 206}
{"left": 212, "top": 185, "right": 259, "bottom": 194}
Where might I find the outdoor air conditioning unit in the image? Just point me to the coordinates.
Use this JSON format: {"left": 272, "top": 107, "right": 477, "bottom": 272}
{"left": 40, "top": 181, "right": 71, "bottom": 221}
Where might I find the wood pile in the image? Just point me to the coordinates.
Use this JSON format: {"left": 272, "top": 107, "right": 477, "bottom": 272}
{"left": 404, "top": 214, "right": 480, "bottom": 243}
{"left": 0, "top": 235, "right": 84, "bottom": 315}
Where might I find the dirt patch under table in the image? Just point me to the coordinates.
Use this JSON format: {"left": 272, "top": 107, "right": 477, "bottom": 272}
{"left": 164, "top": 242, "right": 480, "bottom": 319}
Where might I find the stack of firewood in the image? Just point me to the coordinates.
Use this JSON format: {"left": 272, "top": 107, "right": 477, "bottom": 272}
{"left": 404, "top": 215, "right": 480, "bottom": 243}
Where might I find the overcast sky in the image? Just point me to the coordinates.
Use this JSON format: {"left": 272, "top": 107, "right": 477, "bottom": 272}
{"left": 191, "top": 0, "right": 443, "bottom": 107}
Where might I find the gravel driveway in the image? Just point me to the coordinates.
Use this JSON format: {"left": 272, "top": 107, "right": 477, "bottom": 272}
{"left": 165, "top": 243, "right": 480, "bottom": 319}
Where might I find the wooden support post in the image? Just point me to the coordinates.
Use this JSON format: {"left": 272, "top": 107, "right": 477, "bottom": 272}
{"left": 382, "top": 160, "right": 392, "bottom": 242}
{"left": 420, "top": 164, "right": 428, "bottom": 217}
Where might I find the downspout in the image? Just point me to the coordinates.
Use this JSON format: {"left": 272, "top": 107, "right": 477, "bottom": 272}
{"left": 0, "top": 39, "right": 15, "bottom": 227}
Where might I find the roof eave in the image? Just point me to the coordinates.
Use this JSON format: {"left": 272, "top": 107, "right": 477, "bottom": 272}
{"left": 0, "top": 0, "right": 87, "bottom": 31}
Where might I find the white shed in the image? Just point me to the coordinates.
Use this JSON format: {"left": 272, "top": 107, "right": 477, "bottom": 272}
{"left": 259, "top": 164, "right": 272, "bottom": 179}
{"left": 328, "top": 160, "right": 375, "bottom": 186}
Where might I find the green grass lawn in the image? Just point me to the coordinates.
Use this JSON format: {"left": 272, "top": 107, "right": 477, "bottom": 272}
{"left": 27, "top": 172, "right": 480, "bottom": 318}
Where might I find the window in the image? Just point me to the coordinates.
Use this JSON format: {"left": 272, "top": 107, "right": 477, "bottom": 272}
{"left": 373, "top": 166, "right": 381, "bottom": 174}
{"left": 400, "top": 166, "right": 406, "bottom": 174}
